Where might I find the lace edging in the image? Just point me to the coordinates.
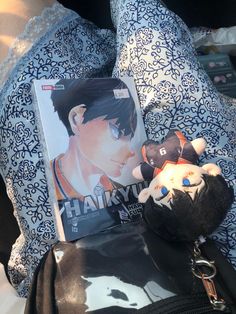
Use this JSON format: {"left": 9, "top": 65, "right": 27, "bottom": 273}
{"left": 0, "top": 2, "right": 69, "bottom": 90}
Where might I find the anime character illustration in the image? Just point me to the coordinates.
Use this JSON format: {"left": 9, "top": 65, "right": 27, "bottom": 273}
{"left": 51, "top": 78, "right": 137, "bottom": 197}
{"left": 47, "top": 78, "right": 145, "bottom": 239}
{"left": 133, "top": 130, "right": 234, "bottom": 242}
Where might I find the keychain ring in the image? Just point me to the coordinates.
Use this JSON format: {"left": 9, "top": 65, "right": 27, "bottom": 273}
{"left": 192, "top": 259, "right": 217, "bottom": 279}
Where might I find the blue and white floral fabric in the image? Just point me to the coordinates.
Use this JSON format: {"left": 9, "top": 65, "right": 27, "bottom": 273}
{"left": 111, "top": 0, "right": 236, "bottom": 267}
{"left": 1, "top": 0, "right": 236, "bottom": 299}
{"left": 0, "top": 3, "right": 116, "bottom": 297}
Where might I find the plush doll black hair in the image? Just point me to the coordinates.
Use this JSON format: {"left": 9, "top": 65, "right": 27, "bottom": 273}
{"left": 133, "top": 130, "right": 234, "bottom": 242}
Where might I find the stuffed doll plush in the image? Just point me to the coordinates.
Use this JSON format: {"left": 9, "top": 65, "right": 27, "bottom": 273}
{"left": 133, "top": 130, "right": 234, "bottom": 242}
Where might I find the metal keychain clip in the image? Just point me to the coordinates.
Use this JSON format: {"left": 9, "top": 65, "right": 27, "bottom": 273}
{"left": 191, "top": 241, "right": 228, "bottom": 312}
{"left": 191, "top": 257, "right": 217, "bottom": 279}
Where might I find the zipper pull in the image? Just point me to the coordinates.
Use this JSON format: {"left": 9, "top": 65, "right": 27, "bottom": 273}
{"left": 201, "top": 276, "right": 227, "bottom": 312}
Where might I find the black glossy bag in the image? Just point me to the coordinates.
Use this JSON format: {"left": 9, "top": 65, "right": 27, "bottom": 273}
{"left": 24, "top": 222, "right": 236, "bottom": 314}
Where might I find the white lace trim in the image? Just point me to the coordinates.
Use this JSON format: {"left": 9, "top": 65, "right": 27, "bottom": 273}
{"left": 0, "top": 2, "right": 70, "bottom": 90}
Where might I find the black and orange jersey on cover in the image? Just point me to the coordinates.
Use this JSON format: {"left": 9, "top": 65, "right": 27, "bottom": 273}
{"left": 51, "top": 154, "right": 114, "bottom": 201}
{"left": 141, "top": 130, "right": 199, "bottom": 180}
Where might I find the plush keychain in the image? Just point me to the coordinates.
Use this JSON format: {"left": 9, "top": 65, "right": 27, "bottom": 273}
{"left": 133, "top": 130, "right": 234, "bottom": 242}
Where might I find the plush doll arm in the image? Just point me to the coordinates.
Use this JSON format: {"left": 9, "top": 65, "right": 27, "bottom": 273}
{"left": 138, "top": 187, "right": 151, "bottom": 203}
{"left": 191, "top": 138, "right": 207, "bottom": 156}
{"left": 132, "top": 165, "right": 144, "bottom": 180}
{"left": 202, "top": 163, "right": 222, "bottom": 176}
{"left": 132, "top": 162, "right": 155, "bottom": 181}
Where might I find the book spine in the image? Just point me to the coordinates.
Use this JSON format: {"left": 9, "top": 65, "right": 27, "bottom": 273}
{"left": 32, "top": 81, "right": 66, "bottom": 241}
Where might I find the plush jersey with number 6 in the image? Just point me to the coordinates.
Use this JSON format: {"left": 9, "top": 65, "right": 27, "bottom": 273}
{"left": 134, "top": 130, "right": 206, "bottom": 180}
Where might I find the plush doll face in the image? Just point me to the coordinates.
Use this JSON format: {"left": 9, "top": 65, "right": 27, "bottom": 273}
{"left": 134, "top": 130, "right": 233, "bottom": 241}
{"left": 138, "top": 163, "right": 221, "bottom": 208}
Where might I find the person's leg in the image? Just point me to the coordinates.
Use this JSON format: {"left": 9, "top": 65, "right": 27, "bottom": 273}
{"left": 111, "top": 0, "right": 236, "bottom": 267}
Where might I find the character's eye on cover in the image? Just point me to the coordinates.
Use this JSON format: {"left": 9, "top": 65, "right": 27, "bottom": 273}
{"left": 109, "top": 122, "right": 124, "bottom": 140}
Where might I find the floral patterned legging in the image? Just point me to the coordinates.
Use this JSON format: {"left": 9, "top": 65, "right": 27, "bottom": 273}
{"left": 111, "top": 0, "right": 236, "bottom": 267}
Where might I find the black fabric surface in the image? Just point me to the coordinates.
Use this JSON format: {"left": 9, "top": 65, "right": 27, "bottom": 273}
{"left": 58, "top": 0, "right": 236, "bottom": 29}
{"left": 24, "top": 249, "right": 57, "bottom": 314}
{"left": 24, "top": 223, "right": 236, "bottom": 314}
{"left": 24, "top": 223, "right": 198, "bottom": 313}
{"left": 163, "top": 0, "right": 236, "bottom": 28}
{"left": 0, "top": 176, "right": 20, "bottom": 270}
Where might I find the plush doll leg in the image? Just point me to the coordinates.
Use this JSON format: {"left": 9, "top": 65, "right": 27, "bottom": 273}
{"left": 111, "top": 0, "right": 236, "bottom": 267}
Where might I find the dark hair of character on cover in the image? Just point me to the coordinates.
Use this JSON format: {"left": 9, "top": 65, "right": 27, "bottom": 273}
{"left": 51, "top": 78, "right": 137, "bottom": 137}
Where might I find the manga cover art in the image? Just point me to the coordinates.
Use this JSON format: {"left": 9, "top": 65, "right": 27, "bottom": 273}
{"left": 33, "top": 77, "right": 147, "bottom": 241}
